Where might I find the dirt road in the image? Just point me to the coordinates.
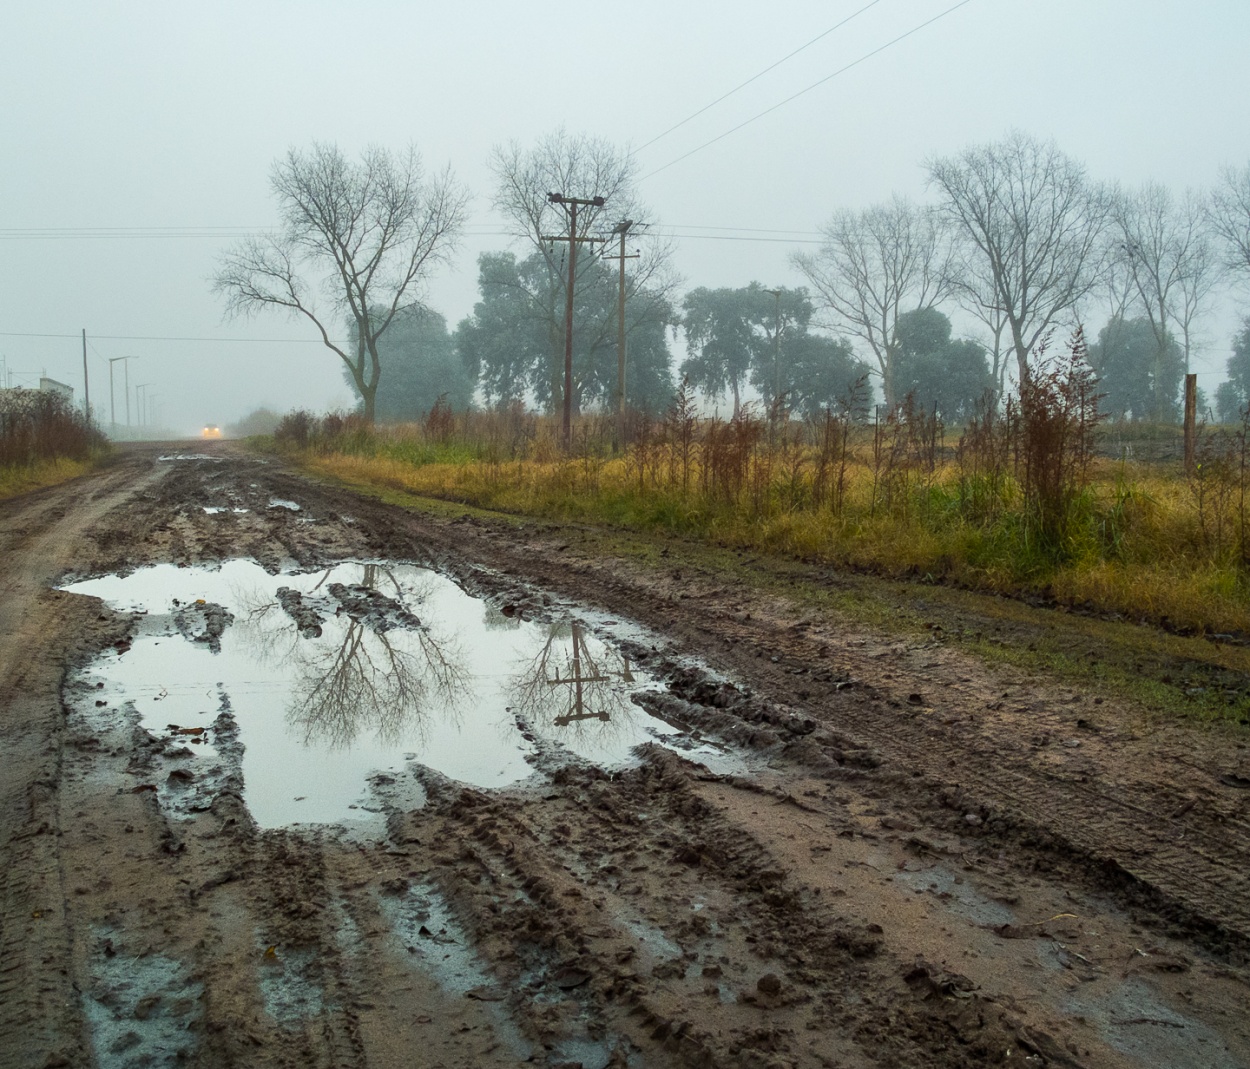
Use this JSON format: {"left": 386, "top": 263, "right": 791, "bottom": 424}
{"left": 2, "top": 442, "right": 1248, "bottom": 1069}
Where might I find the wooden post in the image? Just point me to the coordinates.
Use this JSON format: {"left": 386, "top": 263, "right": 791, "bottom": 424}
{"left": 1184, "top": 373, "right": 1197, "bottom": 474}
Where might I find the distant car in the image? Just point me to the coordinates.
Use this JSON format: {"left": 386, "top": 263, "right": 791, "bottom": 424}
{"left": 201, "top": 424, "right": 222, "bottom": 440}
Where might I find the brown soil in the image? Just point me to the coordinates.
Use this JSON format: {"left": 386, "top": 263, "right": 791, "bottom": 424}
{"left": 2, "top": 441, "right": 1249, "bottom": 1069}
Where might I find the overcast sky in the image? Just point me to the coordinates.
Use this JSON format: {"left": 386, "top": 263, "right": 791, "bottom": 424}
{"left": 2, "top": 0, "right": 1247, "bottom": 432}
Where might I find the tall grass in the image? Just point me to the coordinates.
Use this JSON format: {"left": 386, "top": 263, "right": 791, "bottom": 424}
{"left": 278, "top": 337, "right": 1250, "bottom": 636}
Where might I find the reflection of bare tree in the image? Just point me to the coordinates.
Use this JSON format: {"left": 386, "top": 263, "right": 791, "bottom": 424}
{"left": 509, "top": 619, "right": 636, "bottom": 745}
{"left": 232, "top": 563, "right": 468, "bottom": 749}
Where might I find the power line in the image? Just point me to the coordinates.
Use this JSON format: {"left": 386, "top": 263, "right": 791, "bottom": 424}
{"left": 641, "top": 0, "right": 978, "bottom": 181}
{"left": 0, "top": 331, "right": 341, "bottom": 344}
{"left": 633, "top": 0, "right": 884, "bottom": 155}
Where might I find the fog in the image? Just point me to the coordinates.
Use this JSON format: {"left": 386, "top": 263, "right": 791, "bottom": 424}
{"left": 2, "top": 0, "right": 1247, "bottom": 433}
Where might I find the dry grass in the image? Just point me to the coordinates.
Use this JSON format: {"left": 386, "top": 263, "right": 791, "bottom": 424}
{"left": 280, "top": 338, "right": 1249, "bottom": 637}
{"left": 0, "top": 457, "right": 96, "bottom": 501}
{"left": 302, "top": 441, "right": 1250, "bottom": 636}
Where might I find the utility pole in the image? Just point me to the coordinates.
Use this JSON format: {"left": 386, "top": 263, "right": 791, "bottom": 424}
{"left": 124, "top": 356, "right": 133, "bottom": 427}
{"left": 106, "top": 356, "right": 138, "bottom": 433}
{"left": 542, "top": 192, "right": 605, "bottom": 448}
{"left": 766, "top": 289, "right": 782, "bottom": 408}
{"left": 605, "top": 220, "right": 640, "bottom": 448}
{"left": 81, "top": 329, "right": 90, "bottom": 419}
{"left": 136, "top": 383, "right": 153, "bottom": 430}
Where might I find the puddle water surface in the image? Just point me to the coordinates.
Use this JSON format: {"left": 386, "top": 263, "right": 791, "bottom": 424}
{"left": 62, "top": 560, "right": 717, "bottom": 828}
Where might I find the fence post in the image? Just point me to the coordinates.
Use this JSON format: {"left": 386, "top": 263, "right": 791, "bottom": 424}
{"left": 1184, "top": 373, "right": 1197, "bottom": 475}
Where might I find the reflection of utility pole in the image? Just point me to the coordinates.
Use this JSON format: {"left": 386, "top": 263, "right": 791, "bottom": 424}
{"left": 605, "top": 220, "right": 640, "bottom": 448}
{"left": 546, "top": 621, "right": 632, "bottom": 726}
{"left": 541, "top": 192, "right": 605, "bottom": 449}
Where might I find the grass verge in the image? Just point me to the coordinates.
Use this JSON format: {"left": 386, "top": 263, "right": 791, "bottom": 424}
{"left": 290, "top": 449, "right": 1250, "bottom": 729}
{"left": 0, "top": 456, "right": 101, "bottom": 502}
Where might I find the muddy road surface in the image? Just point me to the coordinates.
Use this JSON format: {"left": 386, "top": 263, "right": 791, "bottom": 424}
{"left": 2, "top": 442, "right": 1249, "bottom": 1069}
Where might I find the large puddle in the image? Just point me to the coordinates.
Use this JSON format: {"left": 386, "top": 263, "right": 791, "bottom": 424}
{"left": 62, "top": 560, "right": 730, "bottom": 828}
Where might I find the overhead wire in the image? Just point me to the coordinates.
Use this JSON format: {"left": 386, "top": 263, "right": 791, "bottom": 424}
{"left": 640, "top": 0, "right": 977, "bottom": 181}
{"left": 632, "top": 0, "right": 884, "bottom": 155}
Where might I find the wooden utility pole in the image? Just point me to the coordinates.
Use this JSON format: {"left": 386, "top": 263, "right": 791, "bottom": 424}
{"left": 542, "top": 192, "right": 605, "bottom": 448}
{"left": 766, "top": 289, "right": 782, "bottom": 406}
{"left": 605, "top": 220, "right": 640, "bottom": 448}
{"left": 1184, "top": 373, "right": 1197, "bottom": 475}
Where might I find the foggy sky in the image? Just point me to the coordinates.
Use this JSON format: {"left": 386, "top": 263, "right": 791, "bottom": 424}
{"left": 2, "top": 0, "right": 1247, "bottom": 433}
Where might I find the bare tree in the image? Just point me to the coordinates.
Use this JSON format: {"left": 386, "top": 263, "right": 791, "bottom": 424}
{"left": 213, "top": 143, "right": 468, "bottom": 424}
{"left": 1113, "top": 184, "right": 1220, "bottom": 400}
{"left": 792, "top": 196, "right": 950, "bottom": 407}
{"left": 1209, "top": 162, "right": 1250, "bottom": 278}
{"left": 927, "top": 131, "right": 1112, "bottom": 386}
{"left": 488, "top": 130, "right": 679, "bottom": 413}
{"left": 946, "top": 236, "right": 1013, "bottom": 402}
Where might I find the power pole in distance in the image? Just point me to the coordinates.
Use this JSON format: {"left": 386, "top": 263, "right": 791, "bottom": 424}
{"left": 542, "top": 192, "right": 605, "bottom": 448}
{"left": 766, "top": 289, "right": 782, "bottom": 408}
{"left": 107, "top": 356, "right": 136, "bottom": 432}
{"left": 605, "top": 220, "right": 640, "bottom": 448}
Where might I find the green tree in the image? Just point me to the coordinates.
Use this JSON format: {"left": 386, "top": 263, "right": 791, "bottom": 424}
{"left": 458, "top": 251, "right": 675, "bottom": 413}
{"left": 892, "top": 307, "right": 992, "bottom": 423}
{"left": 1087, "top": 316, "right": 1183, "bottom": 421}
{"left": 1216, "top": 319, "right": 1250, "bottom": 423}
{"left": 776, "top": 333, "right": 872, "bottom": 420}
{"left": 344, "top": 308, "right": 474, "bottom": 420}
{"left": 682, "top": 283, "right": 869, "bottom": 417}
{"left": 679, "top": 286, "right": 760, "bottom": 417}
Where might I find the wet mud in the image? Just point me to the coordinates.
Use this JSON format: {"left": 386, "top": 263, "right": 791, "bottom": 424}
{"left": 1, "top": 442, "right": 1249, "bottom": 1069}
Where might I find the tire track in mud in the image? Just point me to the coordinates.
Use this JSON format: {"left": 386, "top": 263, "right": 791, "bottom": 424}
{"left": 664, "top": 618, "right": 1250, "bottom": 954}
{"left": 11, "top": 444, "right": 1250, "bottom": 1067}
{"left": 0, "top": 456, "right": 168, "bottom": 1066}
{"left": 394, "top": 517, "right": 1250, "bottom": 960}
{"left": 379, "top": 753, "right": 1069, "bottom": 1069}
{"left": 150, "top": 449, "right": 1250, "bottom": 956}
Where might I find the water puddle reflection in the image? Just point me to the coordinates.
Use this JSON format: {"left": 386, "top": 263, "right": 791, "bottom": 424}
{"left": 61, "top": 560, "right": 714, "bottom": 828}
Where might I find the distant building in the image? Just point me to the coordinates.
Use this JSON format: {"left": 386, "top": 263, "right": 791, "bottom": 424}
{"left": 39, "top": 377, "right": 74, "bottom": 401}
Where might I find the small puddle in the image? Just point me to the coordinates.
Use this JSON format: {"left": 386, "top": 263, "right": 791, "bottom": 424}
{"left": 157, "top": 453, "right": 221, "bottom": 462}
{"left": 257, "top": 943, "right": 327, "bottom": 1029}
{"left": 380, "top": 883, "right": 532, "bottom": 1061}
{"left": 893, "top": 863, "right": 1016, "bottom": 926}
{"left": 82, "top": 928, "right": 203, "bottom": 1067}
{"left": 267, "top": 499, "right": 301, "bottom": 511}
{"left": 61, "top": 560, "right": 715, "bottom": 828}
{"left": 1063, "top": 977, "right": 1243, "bottom": 1069}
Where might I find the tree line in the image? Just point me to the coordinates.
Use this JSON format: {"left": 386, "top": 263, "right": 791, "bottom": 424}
{"left": 213, "top": 131, "right": 1250, "bottom": 427}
